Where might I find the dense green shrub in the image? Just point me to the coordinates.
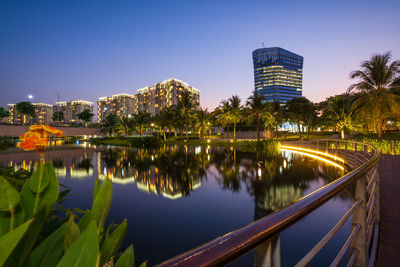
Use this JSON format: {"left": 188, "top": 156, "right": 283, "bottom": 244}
{"left": 0, "top": 162, "right": 145, "bottom": 266}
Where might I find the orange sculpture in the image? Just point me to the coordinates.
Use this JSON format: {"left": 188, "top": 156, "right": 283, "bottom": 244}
{"left": 17, "top": 125, "right": 63, "bottom": 155}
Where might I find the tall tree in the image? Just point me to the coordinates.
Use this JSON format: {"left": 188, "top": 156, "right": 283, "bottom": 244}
{"left": 349, "top": 52, "right": 400, "bottom": 139}
{"left": 15, "top": 102, "right": 35, "bottom": 125}
{"left": 101, "top": 113, "right": 119, "bottom": 136}
{"left": 77, "top": 109, "right": 94, "bottom": 126}
{"left": 216, "top": 100, "right": 233, "bottom": 141}
{"left": 52, "top": 111, "right": 65, "bottom": 122}
{"left": 134, "top": 111, "right": 151, "bottom": 137}
{"left": 117, "top": 115, "right": 135, "bottom": 137}
{"left": 177, "top": 91, "right": 197, "bottom": 140}
{"left": 286, "top": 97, "right": 313, "bottom": 140}
{"left": 228, "top": 95, "right": 242, "bottom": 141}
{"left": 269, "top": 99, "right": 284, "bottom": 137}
{"left": 326, "top": 94, "right": 362, "bottom": 139}
{"left": 0, "top": 107, "right": 10, "bottom": 119}
{"left": 246, "top": 91, "right": 266, "bottom": 141}
{"left": 195, "top": 108, "right": 211, "bottom": 138}
{"left": 159, "top": 106, "right": 176, "bottom": 138}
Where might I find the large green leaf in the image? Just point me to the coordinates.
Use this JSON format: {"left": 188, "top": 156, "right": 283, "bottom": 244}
{"left": 100, "top": 219, "right": 127, "bottom": 266}
{"left": 0, "top": 219, "right": 32, "bottom": 266}
{"left": 0, "top": 176, "right": 21, "bottom": 211}
{"left": 77, "top": 210, "right": 91, "bottom": 232}
{"left": 64, "top": 215, "right": 80, "bottom": 251}
{"left": 93, "top": 179, "right": 101, "bottom": 201}
{"left": 114, "top": 245, "right": 134, "bottom": 267}
{"left": 12, "top": 204, "right": 46, "bottom": 267}
{"left": 21, "top": 162, "right": 59, "bottom": 217}
{"left": 0, "top": 208, "right": 25, "bottom": 237}
{"left": 27, "top": 224, "right": 66, "bottom": 267}
{"left": 28, "top": 163, "right": 49, "bottom": 193}
{"left": 91, "top": 178, "right": 113, "bottom": 230}
{"left": 56, "top": 221, "right": 99, "bottom": 267}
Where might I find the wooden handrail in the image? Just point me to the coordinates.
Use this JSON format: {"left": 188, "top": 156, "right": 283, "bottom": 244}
{"left": 157, "top": 140, "right": 380, "bottom": 267}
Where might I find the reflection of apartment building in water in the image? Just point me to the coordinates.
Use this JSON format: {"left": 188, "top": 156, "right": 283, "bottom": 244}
{"left": 97, "top": 153, "right": 201, "bottom": 199}
{"left": 97, "top": 78, "right": 200, "bottom": 121}
{"left": 97, "top": 94, "right": 136, "bottom": 122}
{"left": 53, "top": 100, "right": 93, "bottom": 123}
{"left": 8, "top": 102, "right": 53, "bottom": 125}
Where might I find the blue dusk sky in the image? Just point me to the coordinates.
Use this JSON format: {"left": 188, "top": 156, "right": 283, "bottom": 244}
{"left": 1, "top": 0, "right": 399, "bottom": 110}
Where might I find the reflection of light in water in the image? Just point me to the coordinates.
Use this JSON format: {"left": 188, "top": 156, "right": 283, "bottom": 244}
{"left": 279, "top": 145, "right": 345, "bottom": 163}
{"left": 162, "top": 192, "right": 182, "bottom": 199}
{"left": 279, "top": 148, "right": 345, "bottom": 170}
{"left": 70, "top": 168, "right": 93, "bottom": 178}
{"left": 257, "top": 168, "right": 262, "bottom": 178}
{"left": 99, "top": 174, "right": 136, "bottom": 184}
{"left": 55, "top": 167, "right": 67, "bottom": 176}
{"left": 195, "top": 146, "right": 201, "bottom": 155}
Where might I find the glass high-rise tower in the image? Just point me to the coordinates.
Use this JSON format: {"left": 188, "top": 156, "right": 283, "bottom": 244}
{"left": 252, "top": 47, "right": 303, "bottom": 102}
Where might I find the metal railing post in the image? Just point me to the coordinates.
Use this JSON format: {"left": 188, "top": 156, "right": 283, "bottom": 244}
{"left": 254, "top": 234, "right": 281, "bottom": 267}
{"left": 350, "top": 174, "right": 368, "bottom": 267}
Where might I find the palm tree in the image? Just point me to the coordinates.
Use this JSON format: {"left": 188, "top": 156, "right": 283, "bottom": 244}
{"left": 286, "top": 97, "right": 311, "bottom": 140}
{"left": 216, "top": 100, "right": 233, "bottom": 141}
{"left": 269, "top": 99, "right": 284, "bottom": 137}
{"left": 262, "top": 111, "right": 275, "bottom": 135}
{"left": 134, "top": 111, "right": 150, "bottom": 137}
{"left": 302, "top": 100, "right": 317, "bottom": 140}
{"left": 327, "top": 94, "right": 362, "bottom": 139}
{"left": 348, "top": 52, "right": 400, "bottom": 139}
{"left": 15, "top": 102, "right": 35, "bottom": 125}
{"left": 117, "top": 115, "right": 135, "bottom": 137}
{"left": 246, "top": 91, "right": 266, "bottom": 141}
{"left": 177, "top": 91, "right": 197, "bottom": 140}
{"left": 195, "top": 108, "right": 211, "bottom": 138}
{"left": 160, "top": 106, "right": 176, "bottom": 138}
{"left": 101, "top": 113, "right": 119, "bottom": 136}
{"left": 228, "top": 95, "right": 242, "bottom": 141}
{"left": 77, "top": 109, "right": 94, "bottom": 126}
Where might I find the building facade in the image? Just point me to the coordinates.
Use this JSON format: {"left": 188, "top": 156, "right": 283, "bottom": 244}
{"left": 97, "top": 94, "right": 136, "bottom": 122}
{"left": 136, "top": 78, "right": 200, "bottom": 116}
{"left": 8, "top": 103, "right": 53, "bottom": 125}
{"left": 53, "top": 100, "right": 93, "bottom": 124}
{"left": 97, "top": 78, "right": 200, "bottom": 120}
{"left": 252, "top": 47, "right": 303, "bottom": 102}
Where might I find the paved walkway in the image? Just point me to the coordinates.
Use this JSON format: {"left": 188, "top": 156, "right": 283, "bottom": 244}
{"left": 376, "top": 154, "right": 400, "bottom": 266}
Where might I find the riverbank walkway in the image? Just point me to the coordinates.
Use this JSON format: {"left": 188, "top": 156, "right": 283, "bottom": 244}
{"left": 376, "top": 154, "right": 400, "bottom": 266}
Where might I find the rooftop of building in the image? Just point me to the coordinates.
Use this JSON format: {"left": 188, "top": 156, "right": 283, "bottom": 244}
{"left": 137, "top": 78, "right": 200, "bottom": 94}
{"left": 252, "top": 47, "right": 303, "bottom": 60}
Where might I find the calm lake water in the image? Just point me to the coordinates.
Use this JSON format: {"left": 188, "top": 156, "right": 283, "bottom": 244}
{"left": 0, "top": 144, "right": 353, "bottom": 266}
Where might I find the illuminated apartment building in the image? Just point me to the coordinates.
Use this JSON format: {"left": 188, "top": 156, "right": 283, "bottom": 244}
{"left": 96, "top": 79, "right": 199, "bottom": 120}
{"left": 97, "top": 94, "right": 136, "bottom": 122}
{"left": 53, "top": 100, "right": 93, "bottom": 123}
{"left": 253, "top": 47, "right": 303, "bottom": 102}
{"left": 136, "top": 78, "right": 200, "bottom": 116}
{"left": 8, "top": 103, "right": 53, "bottom": 124}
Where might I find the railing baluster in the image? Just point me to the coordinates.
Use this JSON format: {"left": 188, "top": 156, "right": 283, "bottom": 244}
{"left": 349, "top": 174, "right": 368, "bottom": 267}
{"left": 330, "top": 224, "right": 361, "bottom": 267}
{"left": 295, "top": 201, "right": 361, "bottom": 267}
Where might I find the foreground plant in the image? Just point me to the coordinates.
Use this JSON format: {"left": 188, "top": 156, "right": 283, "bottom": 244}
{"left": 0, "top": 125, "right": 145, "bottom": 267}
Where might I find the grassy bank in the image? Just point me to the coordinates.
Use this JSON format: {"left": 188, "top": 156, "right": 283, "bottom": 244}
{"left": 89, "top": 136, "right": 280, "bottom": 152}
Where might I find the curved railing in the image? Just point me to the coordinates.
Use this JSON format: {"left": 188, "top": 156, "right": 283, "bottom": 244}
{"left": 157, "top": 139, "right": 381, "bottom": 267}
